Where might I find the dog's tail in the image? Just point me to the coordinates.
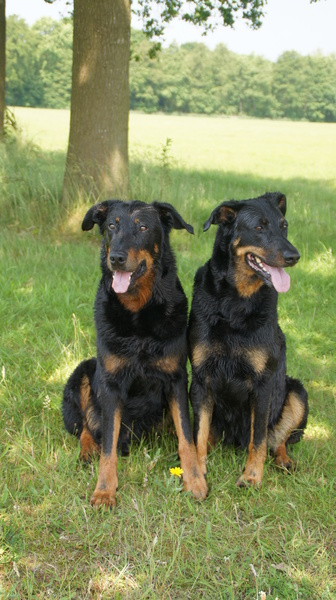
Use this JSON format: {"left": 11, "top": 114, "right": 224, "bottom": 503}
{"left": 62, "top": 358, "right": 97, "bottom": 438}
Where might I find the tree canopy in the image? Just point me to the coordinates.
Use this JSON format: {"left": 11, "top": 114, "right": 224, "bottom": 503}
{"left": 5, "top": 16, "right": 336, "bottom": 123}
{"left": 132, "top": 0, "right": 266, "bottom": 38}
{"left": 6, "top": 16, "right": 72, "bottom": 109}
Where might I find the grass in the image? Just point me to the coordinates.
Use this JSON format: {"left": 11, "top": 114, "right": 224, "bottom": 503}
{"left": 1, "top": 108, "right": 336, "bottom": 599}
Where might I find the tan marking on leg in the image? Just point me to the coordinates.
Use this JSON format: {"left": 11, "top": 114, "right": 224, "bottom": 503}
{"left": 236, "top": 407, "right": 267, "bottom": 487}
{"left": 244, "top": 348, "right": 268, "bottom": 374}
{"left": 104, "top": 354, "right": 129, "bottom": 374}
{"left": 90, "top": 409, "right": 122, "bottom": 508}
{"left": 268, "top": 391, "right": 305, "bottom": 470}
{"left": 79, "top": 375, "right": 100, "bottom": 460}
{"left": 80, "top": 375, "right": 91, "bottom": 412}
{"left": 170, "top": 400, "right": 208, "bottom": 500}
{"left": 154, "top": 355, "right": 179, "bottom": 374}
{"left": 79, "top": 428, "right": 100, "bottom": 461}
{"left": 196, "top": 405, "right": 213, "bottom": 476}
{"left": 237, "top": 443, "right": 267, "bottom": 486}
{"left": 274, "top": 442, "right": 294, "bottom": 470}
{"left": 268, "top": 392, "right": 305, "bottom": 452}
{"left": 86, "top": 404, "right": 100, "bottom": 435}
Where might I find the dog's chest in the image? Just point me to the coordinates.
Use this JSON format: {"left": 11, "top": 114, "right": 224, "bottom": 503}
{"left": 200, "top": 317, "right": 280, "bottom": 385}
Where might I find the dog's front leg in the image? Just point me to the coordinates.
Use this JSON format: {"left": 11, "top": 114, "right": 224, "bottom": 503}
{"left": 236, "top": 388, "right": 269, "bottom": 487}
{"left": 90, "top": 387, "right": 122, "bottom": 508}
{"left": 169, "top": 378, "right": 208, "bottom": 500}
{"left": 191, "top": 379, "right": 214, "bottom": 477}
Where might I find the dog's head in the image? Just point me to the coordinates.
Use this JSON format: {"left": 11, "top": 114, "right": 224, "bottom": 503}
{"left": 204, "top": 192, "right": 300, "bottom": 296}
{"left": 82, "top": 200, "right": 193, "bottom": 309}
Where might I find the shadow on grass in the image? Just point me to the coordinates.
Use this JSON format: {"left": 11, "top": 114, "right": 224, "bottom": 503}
{"left": 130, "top": 158, "right": 336, "bottom": 250}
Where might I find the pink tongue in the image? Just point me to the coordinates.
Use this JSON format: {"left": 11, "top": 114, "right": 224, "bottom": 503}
{"left": 112, "top": 271, "right": 132, "bottom": 294}
{"left": 264, "top": 264, "right": 290, "bottom": 293}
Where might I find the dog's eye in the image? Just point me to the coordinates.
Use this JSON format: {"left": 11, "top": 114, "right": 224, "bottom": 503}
{"left": 140, "top": 225, "right": 148, "bottom": 232}
{"left": 109, "top": 223, "right": 115, "bottom": 231}
{"left": 255, "top": 225, "right": 263, "bottom": 231}
{"left": 282, "top": 221, "right": 288, "bottom": 230}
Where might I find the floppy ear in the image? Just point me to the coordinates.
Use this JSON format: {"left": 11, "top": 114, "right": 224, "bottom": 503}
{"left": 203, "top": 200, "right": 242, "bottom": 232}
{"left": 82, "top": 200, "right": 114, "bottom": 232}
{"left": 152, "top": 201, "right": 194, "bottom": 234}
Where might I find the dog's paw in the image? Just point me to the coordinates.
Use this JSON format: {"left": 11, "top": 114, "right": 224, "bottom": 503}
{"left": 79, "top": 444, "right": 100, "bottom": 463}
{"left": 236, "top": 472, "right": 262, "bottom": 488}
{"left": 183, "top": 470, "right": 208, "bottom": 500}
{"left": 90, "top": 489, "right": 117, "bottom": 509}
{"left": 274, "top": 455, "right": 296, "bottom": 472}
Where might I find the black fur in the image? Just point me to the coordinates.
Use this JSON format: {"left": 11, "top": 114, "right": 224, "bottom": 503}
{"left": 63, "top": 199, "right": 207, "bottom": 507}
{"left": 188, "top": 192, "right": 308, "bottom": 486}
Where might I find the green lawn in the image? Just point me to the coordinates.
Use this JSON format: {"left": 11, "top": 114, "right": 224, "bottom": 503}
{"left": 1, "top": 109, "right": 336, "bottom": 599}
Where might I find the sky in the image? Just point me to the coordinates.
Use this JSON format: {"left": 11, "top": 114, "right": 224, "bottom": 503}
{"left": 6, "top": 0, "right": 336, "bottom": 61}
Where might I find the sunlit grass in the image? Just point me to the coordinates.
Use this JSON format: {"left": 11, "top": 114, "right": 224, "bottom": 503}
{"left": 12, "top": 106, "right": 336, "bottom": 182}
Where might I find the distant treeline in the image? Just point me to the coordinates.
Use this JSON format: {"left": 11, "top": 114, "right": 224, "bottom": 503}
{"left": 6, "top": 16, "right": 336, "bottom": 122}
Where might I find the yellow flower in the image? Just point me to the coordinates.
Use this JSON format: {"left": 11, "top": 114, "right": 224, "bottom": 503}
{"left": 169, "top": 467, "right": 184, "bottom": 478}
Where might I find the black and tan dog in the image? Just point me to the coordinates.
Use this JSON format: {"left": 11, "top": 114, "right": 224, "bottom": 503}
{"left": 188, "top": 192, "right": 308, "bottom": 487}
{"left": 62, "top": 200, "right": 208, "bottom": 507}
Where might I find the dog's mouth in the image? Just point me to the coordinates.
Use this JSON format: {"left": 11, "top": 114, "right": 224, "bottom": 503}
{"left": 246, "top": 253, "right": 290, "bottom": 293}
{"left": 112, "top": 261, "right": 147, "bottom": 294}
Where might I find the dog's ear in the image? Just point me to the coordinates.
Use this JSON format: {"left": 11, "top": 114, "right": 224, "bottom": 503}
{"left": 82, "top": 201, "right": 115, "bottom": 232}
{"left": 203, "top": 200, "right": 242, "bottom": 232}
{"left": 152, "top": 201, "right": 194, "bottom": 234}
{"left": 264, "top": 191, "right": 287, "bottom": 216}
{"left": 274, "top": 192, "right": 287, "bottom": 216}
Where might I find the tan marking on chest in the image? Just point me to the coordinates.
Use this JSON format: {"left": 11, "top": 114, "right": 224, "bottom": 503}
{"left": 191, "top": 343, "right": 212, "bottom": 368}
{"left": 244, "top": 348, "right": 268, "bottom": 374}
{"left": 105, "top": 355, "right": 129, "bottom": 374}
{"left": 154, "top": 355, "right": 180, "bottom": 374}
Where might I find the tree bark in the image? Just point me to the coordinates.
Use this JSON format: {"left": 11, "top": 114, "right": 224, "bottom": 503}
{"left": 63, "top": 0, "right": 130, "bottom": 202}
{"left": 0, "top": 0, "right": 5, "bottom": 140}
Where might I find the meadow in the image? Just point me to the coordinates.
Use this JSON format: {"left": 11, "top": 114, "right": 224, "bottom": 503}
{"left": 1, "top": 107, "right": 336, "bottom": 599}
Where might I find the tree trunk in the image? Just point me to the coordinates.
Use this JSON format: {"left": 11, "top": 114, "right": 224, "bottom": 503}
{"left": 0, "top": 0, "right": 5, "bottom": 140}
{"left": 63, "top": 0, "right": 130, "bottom": 202}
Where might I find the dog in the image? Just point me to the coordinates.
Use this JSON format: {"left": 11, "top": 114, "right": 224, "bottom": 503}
{"left": 188, "top": 192, "right": 308, "bottom": 486}
{"left": 62, "top": 199, "right": 208, "bottom": 507}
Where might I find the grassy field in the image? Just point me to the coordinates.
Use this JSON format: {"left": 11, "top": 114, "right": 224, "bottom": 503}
{"left": 1, "top": 108, "right": 336, "bottom": 599}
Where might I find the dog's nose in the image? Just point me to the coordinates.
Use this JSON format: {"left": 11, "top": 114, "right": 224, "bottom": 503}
{"left": 110, "top": 252, "right": 127, "bottom": 267}
{"left": 283, "top": 249, "right": 300, "bottom": 265}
